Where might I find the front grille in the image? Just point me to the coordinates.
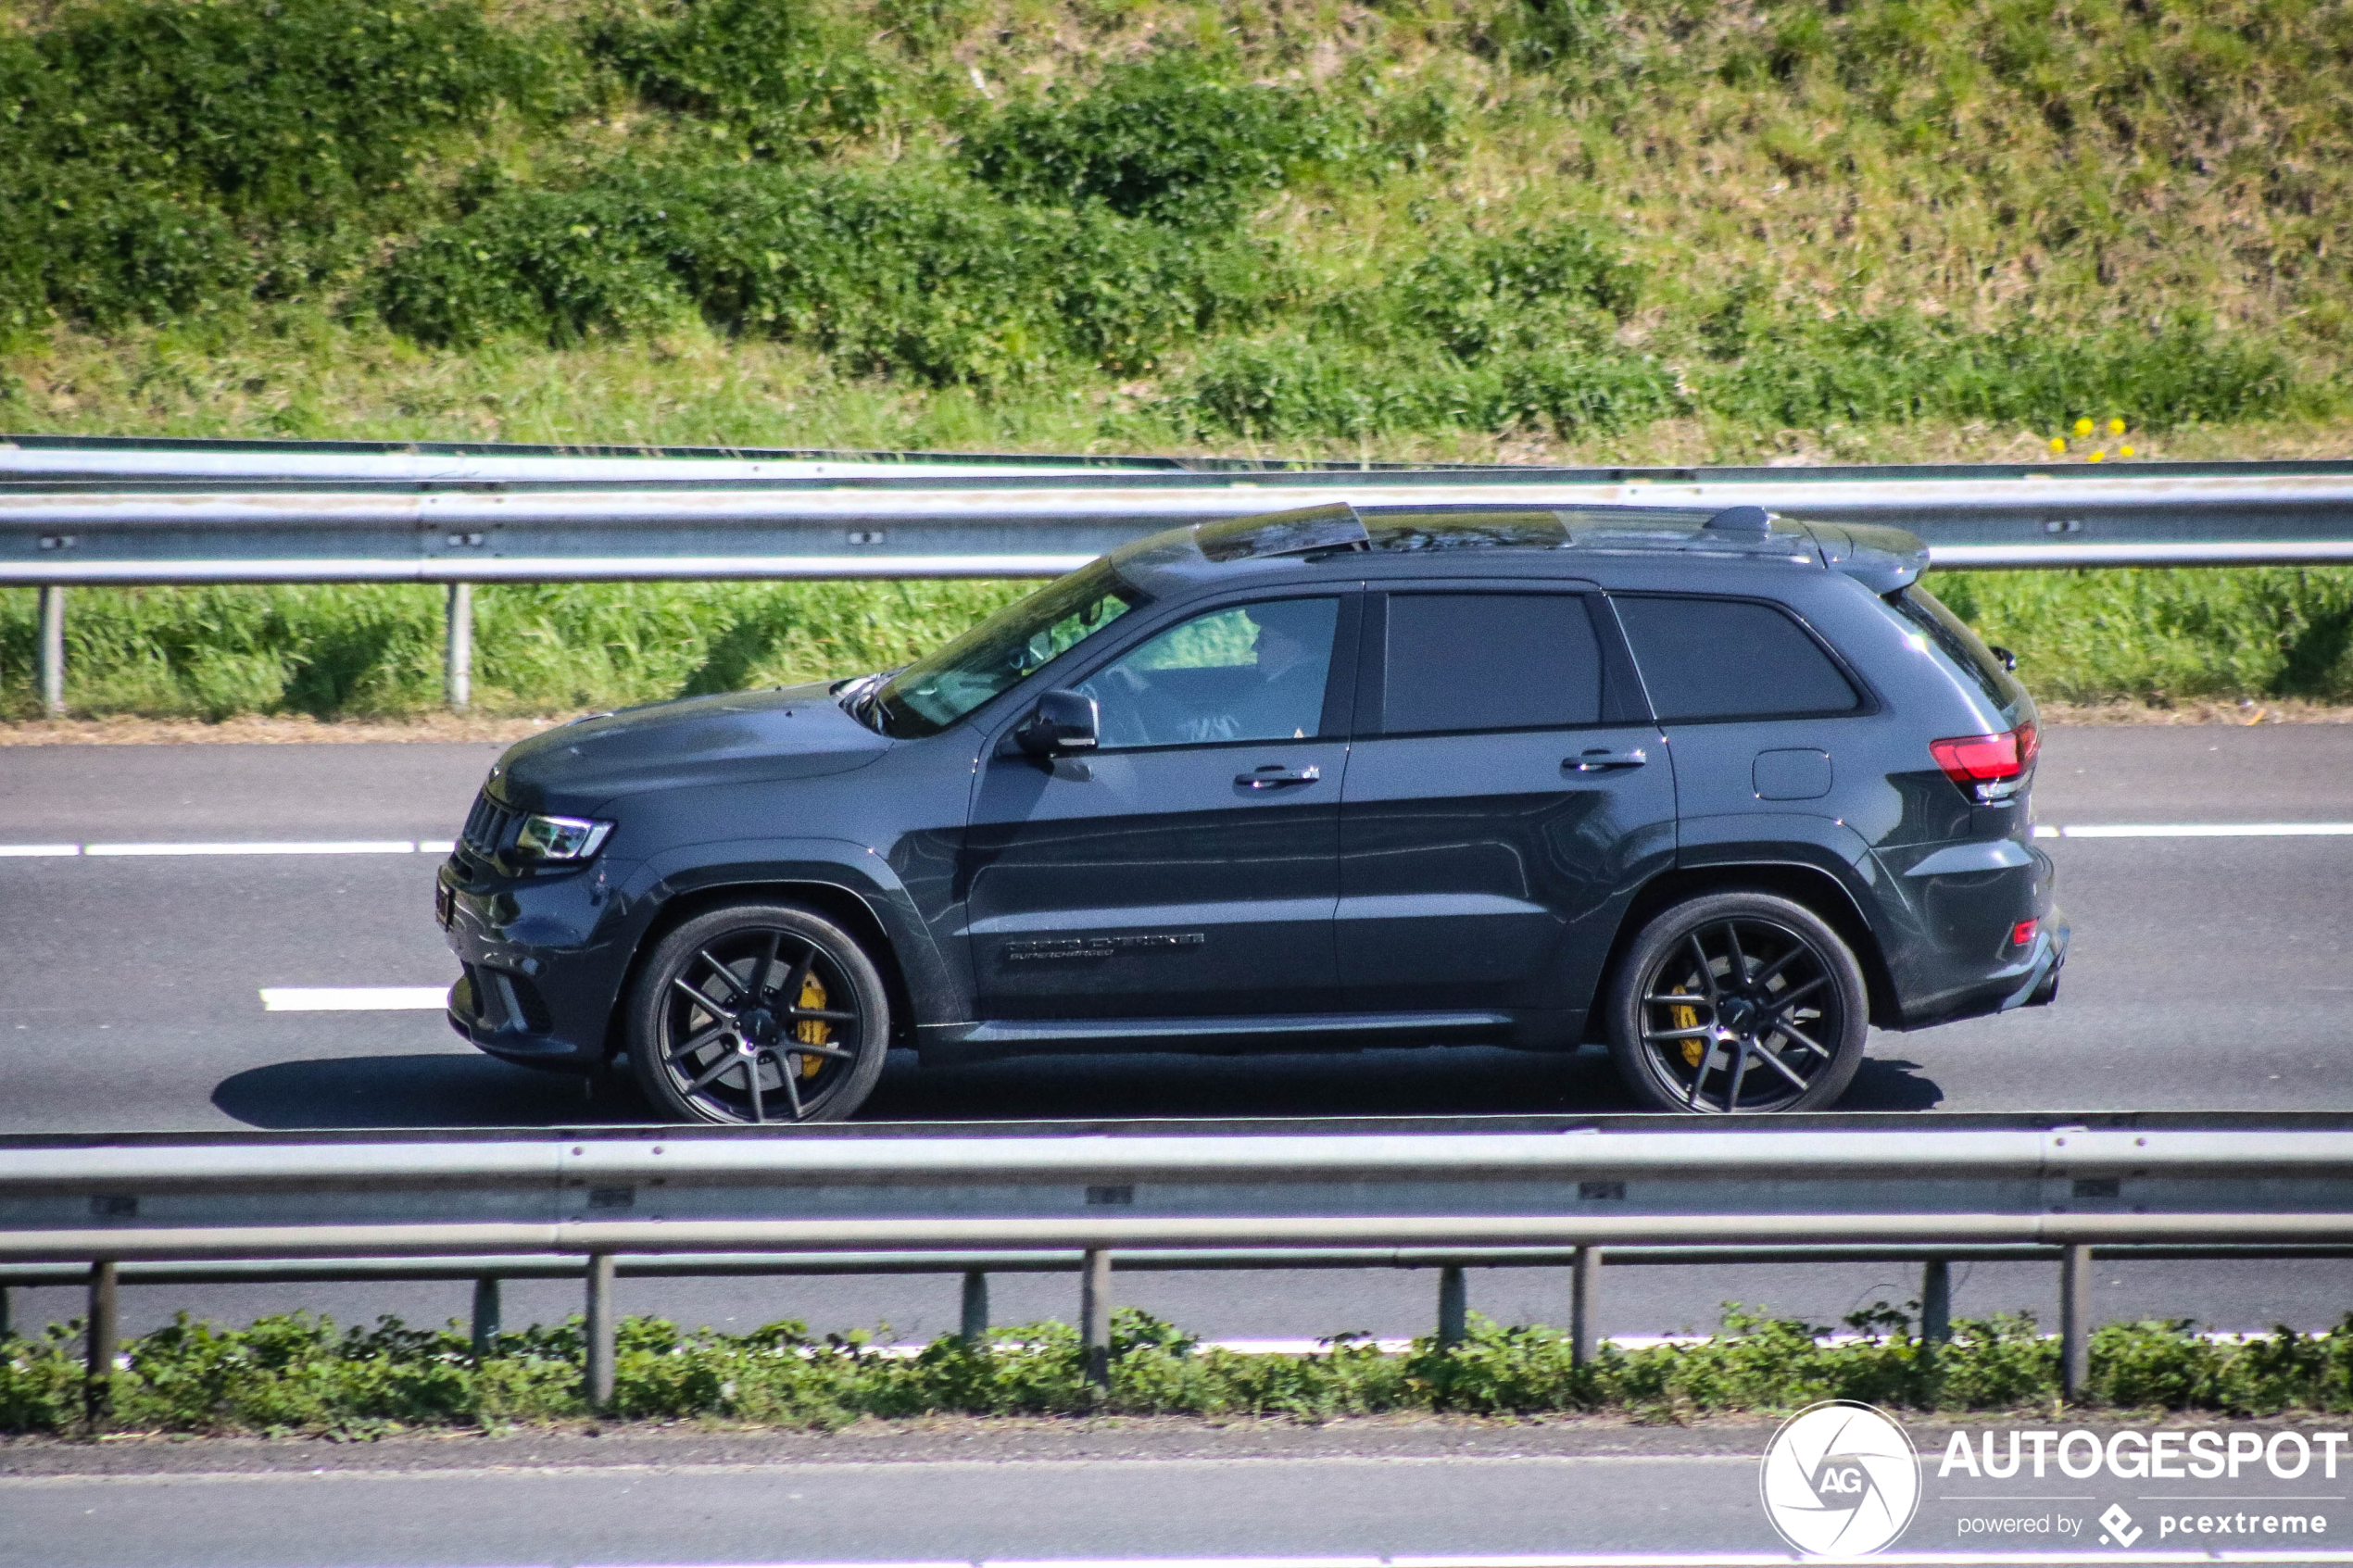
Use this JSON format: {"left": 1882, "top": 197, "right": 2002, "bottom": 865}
{"left": 460, "top": 790, "right": 515, "bottom": 858}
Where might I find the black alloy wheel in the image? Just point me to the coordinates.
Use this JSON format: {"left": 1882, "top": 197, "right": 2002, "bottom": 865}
{"left": 626, "top": 903, "right": 889, "bottom": 1124}
{"left": 1605, "top": 891, "right": 1869, "bottom": 1113}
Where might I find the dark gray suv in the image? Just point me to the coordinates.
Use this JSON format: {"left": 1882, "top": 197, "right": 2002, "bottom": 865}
{"left": 438, "top": 501, "right": 2065, "bottom": 1122}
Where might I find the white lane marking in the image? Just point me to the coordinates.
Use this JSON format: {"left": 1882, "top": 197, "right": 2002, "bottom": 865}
{"left": 0, "top": 843, "right": 80, "bottom": 857}
{"left": 574, "top": 1553, "right": 2353, "bottom": 1567}
{"left": 419, "top": 839, "right": 457, "bottom": 854}
{"left": 87, "top": 839, "right": 420, "bottom": 856}
{"left": 2048, "top": 822, "right": 2353, "bottom": 838}
{"left": 260, "top": 986, "right": 448, "bottom": 1011}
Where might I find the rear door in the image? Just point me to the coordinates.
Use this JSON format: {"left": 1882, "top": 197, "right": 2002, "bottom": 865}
{"left": 1335, "top": 584, "right": 1677, "bottom": 1017}
{"left": 1608, "top": 593, "right": 1870, "bottom": 830}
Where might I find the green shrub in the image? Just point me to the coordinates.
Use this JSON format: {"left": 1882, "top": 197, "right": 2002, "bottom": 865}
{"left": 372, "top": 186, "right": 690, "bottom": 347}
{"left": 0, "top": 0, "right": 552, "bottom": 324}
{"left": 584, "top": 0, "right": 887, "bottom": 156}
{"left": 0, "top": 0, "right": 547, "bottom": 225}
{"left": 375, "top": 165, "right": 1279, "bottom": 379}
{"left": 1386, "top": 220, "right": 1642, "bottom": 358}
{"left": 1705, "top": 313, "right": 2299, "bottom": 433}
{"left": 1176, "top": 336, "right": 1683, "bottom": 439}
{"left": 963, "top": 49, "right": 1331, "bottom": 226}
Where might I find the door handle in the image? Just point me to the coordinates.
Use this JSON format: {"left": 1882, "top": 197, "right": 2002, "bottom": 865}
{"left": 1237, "top": 765, "right": 1321, "bottom": 789}
{"left": 1566, "top": 747, "right": 1648, "bottom": 772}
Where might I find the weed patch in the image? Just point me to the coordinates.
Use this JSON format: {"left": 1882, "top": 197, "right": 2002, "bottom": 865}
{"left": 8, "top": 1306, "right": 2353, "bottom": 1436}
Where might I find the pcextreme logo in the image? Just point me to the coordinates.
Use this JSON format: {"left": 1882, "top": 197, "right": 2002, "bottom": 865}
{"left": 1758, "top": 1399, "right": 1923, "bottom": 1557}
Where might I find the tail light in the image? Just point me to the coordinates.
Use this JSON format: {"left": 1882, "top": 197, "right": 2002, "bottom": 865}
{"left": 1929, "top": 719, "right": 2038, "bottom": 802}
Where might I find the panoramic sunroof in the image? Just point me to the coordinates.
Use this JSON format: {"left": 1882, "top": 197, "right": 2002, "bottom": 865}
{"left": 1353, "top": 504, "right": 1810, "bottom": 556}
{"left": 1194, "top": 502, "right": 1370, "bottom": 561}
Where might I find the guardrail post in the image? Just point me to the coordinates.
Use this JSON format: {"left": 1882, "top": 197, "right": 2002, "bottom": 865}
{"left": 1079, "top": 1248, "right": 1111, "bottom": 1387}
{"left": 1570, "top": 1246, "right": 1599, "bottom": 1366}
{"left": 2059, "top": 1243, "right": 2091, "bottom": 1401}
{"left": 37, "top": 585, "right": 65, "bottom": 716}
{"left": 585, "top": 1252, "right": 616, "bottom": 1411}
{"left": 1437, "top": 1264, "right": 1467, "bottom": 1348}
{"left": 1921, "top": 1259, "right": 1952, "bottom": 1344}
{"left": 85, "top": 1261, "right": 118, "bottom": 1424}
{"left": 471, "top": 1276, "right": 502, "bottom": 1357}
{"left": 960, "top": 1269, "right": 989, "bottom": 1346}
{"left": 444, "top": 583, "right": 472, "bottom": 713}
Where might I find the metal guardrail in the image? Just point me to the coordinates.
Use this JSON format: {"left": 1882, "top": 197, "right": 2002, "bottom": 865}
{"left": 12, "top": 462, "right": 2353, "bottom": 583}
{"left": 5, "top": 1115, "right": 2349, "bottom": 1409}
{"left": 8, "top": 442, "right": 2353, "bottom": 714}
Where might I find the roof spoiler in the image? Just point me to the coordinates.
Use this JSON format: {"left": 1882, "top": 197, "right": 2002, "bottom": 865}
{"left": 1809, "top": 521, "right": 1931, "bottom": 594}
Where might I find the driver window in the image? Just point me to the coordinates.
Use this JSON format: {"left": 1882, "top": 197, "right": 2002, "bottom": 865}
{"left": 1077, "top": 597, "right": 1340, "bottom": 749}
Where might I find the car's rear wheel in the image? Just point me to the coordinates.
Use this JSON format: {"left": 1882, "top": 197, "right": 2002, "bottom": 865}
{"left": 626, "top": 902, "right": 889, "bottom": 1124}
{"left": 1605, "top": 891, "right": 1868, "bottom": 1113}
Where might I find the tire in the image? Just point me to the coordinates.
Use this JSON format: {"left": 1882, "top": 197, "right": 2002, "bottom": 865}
{"left": 1604, "top": 891, "right": 1869, "bottom": 1113}
{"left": 626, "top": 902, "right": 890, "bottom": 1124}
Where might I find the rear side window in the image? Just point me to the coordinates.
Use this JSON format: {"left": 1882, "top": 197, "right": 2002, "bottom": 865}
{"left": 1613, "top": 596, "right": 1860, "bottom": 721}
{"left": 1381, "top": 592, "right": 1604, "bottom": 734}
{"left": 1883, "top": 583, "right": 2022, "bottom": 711}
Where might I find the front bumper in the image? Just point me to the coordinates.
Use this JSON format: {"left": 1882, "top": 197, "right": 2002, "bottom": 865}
{"left": 438, "top": 856, "right": 633, "bottom": 1073}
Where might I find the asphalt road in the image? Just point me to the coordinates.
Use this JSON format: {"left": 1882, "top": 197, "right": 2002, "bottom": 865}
{"left": 3, "top": 1423, "right": 2347, "bottom": 1567}
{"left": 2, "top": 724, "right": 2349, "bottom": 1342}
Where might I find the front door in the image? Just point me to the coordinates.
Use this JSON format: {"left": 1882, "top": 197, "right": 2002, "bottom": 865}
{"left": 963, "top": 594, "right": 1356, "bottom": 1020}
{"left": 1337, "top": 586, "right": 1678, "bottom": 1017}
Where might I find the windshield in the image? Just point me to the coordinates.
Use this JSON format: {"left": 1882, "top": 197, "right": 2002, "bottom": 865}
{"left": 862, "top": 560, "right": 1147, "bottom": 737}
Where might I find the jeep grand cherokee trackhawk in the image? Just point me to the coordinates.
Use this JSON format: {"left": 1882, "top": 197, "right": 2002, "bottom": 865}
{"left": 438, "top": 502, "right": 2065, "bottom": 1122}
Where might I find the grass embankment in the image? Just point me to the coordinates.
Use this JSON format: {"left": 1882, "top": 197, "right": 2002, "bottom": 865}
{"left": 4, "top": 0, "right": 2352, "bottom": 719}
{"left": 6, "top": 1309, "right": 2353, "bottom": 1436}
{"left": 7, "top": 568, "right": 2353, "bottom": 721}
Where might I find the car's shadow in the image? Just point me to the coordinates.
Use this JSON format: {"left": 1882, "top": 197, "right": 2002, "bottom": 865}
{"left": 1837, "top": 1056, "right": 1947, "bottom": 1111}
{"left": 213, "top": 1044, "right": 1944, "bottom": 1129}
{"left": 212, "top": 1055, "right": 654, "bottom": 1129}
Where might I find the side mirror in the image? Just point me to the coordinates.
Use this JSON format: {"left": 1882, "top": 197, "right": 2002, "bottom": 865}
{"left": 1015, "top": 689, "right": 1099, "bottom": 757}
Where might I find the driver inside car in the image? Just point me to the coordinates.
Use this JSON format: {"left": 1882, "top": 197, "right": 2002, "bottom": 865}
{"left": 1077, "top": 598, "right": 1336, "bottom": 749}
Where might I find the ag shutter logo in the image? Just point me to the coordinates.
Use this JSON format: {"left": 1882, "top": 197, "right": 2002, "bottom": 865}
{"left": 1759, "top": 1400, "right": 1922, "bottom": 1556}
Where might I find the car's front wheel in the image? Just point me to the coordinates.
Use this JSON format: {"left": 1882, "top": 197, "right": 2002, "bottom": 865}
{"left": 1604, "top": 891, "right": 1869, "bottom": 1113}
{"left": 626, "top": 902, "right": 890, "bottom": 1124}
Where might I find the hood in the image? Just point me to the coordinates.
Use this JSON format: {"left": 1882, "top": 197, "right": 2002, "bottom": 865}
{"left": 491, "top": 683, "right": 889, "bottom": 815}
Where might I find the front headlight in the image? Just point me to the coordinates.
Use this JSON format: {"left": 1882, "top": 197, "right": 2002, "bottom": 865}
{"left": 512, "top": 814, "right": 613, "bottom": 862}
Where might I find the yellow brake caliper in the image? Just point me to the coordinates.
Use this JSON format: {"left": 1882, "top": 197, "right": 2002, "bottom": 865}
{"left": 1670, "top": 988, "right": 1703, "bottom": 1069}
{"left": 792, "top": 972, "right": 829, "bottom": 1076}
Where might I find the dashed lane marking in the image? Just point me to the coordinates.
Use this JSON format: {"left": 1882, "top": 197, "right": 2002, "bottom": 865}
{"left": 2032, "top": 822, "right": 2353, "bottom": 838}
